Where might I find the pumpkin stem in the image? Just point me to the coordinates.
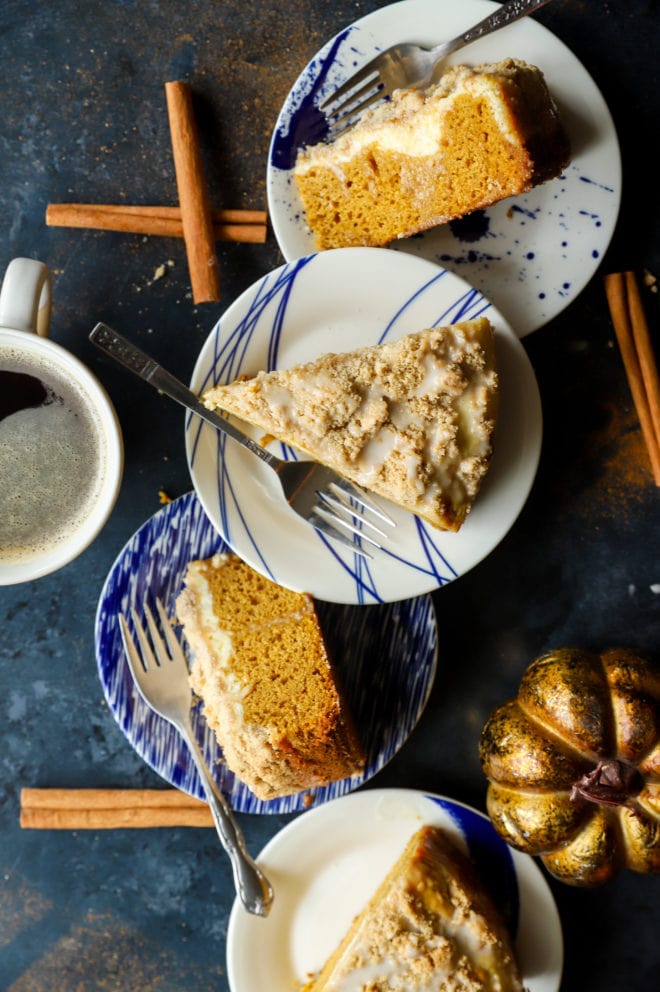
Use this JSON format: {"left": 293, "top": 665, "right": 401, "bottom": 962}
{"left": 570, "top": 759, "right": 643, "bottom": 807}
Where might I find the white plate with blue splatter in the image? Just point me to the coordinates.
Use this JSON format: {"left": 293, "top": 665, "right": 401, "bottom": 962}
{"left": 95, "top": 491, "right": 438, "bottom": 814}
{"left": 227, "top": 788, "right": 563, "bottom": 992}
{"left": 186, "top": 248, "right": 541, "bottom": 605}
{"left": 267, "top": 0, "right": 621, "bottom": 337}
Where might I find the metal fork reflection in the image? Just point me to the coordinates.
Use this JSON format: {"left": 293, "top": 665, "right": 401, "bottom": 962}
{"left": 119, "top": 598, "right": 274, "bottom": 917}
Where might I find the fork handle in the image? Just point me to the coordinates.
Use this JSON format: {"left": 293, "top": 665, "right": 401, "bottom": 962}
{"left": 89, "top": 322, "right": 279, "bottom": 468}
{"left": 180, "top": 716, "right": 274, "bottom": 916}
{"left": 432, "top": 0, "right": 555, "bottom": 60}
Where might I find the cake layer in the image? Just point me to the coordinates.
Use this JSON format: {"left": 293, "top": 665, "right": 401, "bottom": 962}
{"left": 303, "top": 825, "right": 523, "bottom": 992}
{"left": 294, "top": 58, "right": 570, "bottom": 250}
{"left": 175, "top": 553, "right": 365, "bottom": 800}
{"left": 202, "top": 319, "right": 498, "bottom": 532}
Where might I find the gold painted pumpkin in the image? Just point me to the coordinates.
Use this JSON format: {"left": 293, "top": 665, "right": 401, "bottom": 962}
{"left": 479, "top": 647, "right": 660, "bottom": 885}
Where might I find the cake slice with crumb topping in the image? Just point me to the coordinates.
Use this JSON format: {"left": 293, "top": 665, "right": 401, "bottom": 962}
{"left": 202, "top": 318, "right": 498, "bottom": 532}
{"left": 302, "top": 825, "right": 523, "bottom": 992}
{"left": 294, "top": 58, "right": 570, "bottom": 250}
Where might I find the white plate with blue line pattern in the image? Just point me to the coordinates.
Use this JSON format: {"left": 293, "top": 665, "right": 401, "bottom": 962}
{"left": 95, "top": 492, "right": 438, "bottom": 814}
{"left": 186, "top": 248, "right": 541, "bottom": 605}
{"left": 267, "top": 0, "right": 621, "bottom": 337}
{"left": 227, "top": 788, "right": 563, "bottom": 992}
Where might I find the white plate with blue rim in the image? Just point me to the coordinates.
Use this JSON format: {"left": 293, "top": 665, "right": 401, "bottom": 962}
{"left": 94, "top": 491, "right": 438, "bottom": 814}
{"left": 267, "top": 0, "right": 621, "bottom": 337}
{"left": 226, "top": 787, "right": 563, "bottom": 991}
{"left": 186, "top": 247, "right": 542, "bottom": 606}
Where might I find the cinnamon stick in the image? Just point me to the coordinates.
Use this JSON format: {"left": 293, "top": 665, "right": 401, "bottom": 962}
{"left": 624, "top": 271, "right": 660, "bottom": 452}
{"left": 604, "top": 271, "right": 660, "bottom": 485}
{"left": 45, "top": 203, "right": 267, "bottom": 244}
{"left": 55, "top": 204, "right": 267, "bottom": 225}
{"left": 165, "top": 80, "right": 220, "bottom": 303}
{"left": 20, "top": 788, "right": 214, "bottom": 829}
{"left": 21, "top": 787, "right": 206, "bottom": 809}
{"left": 20, "top": 807, "right": 215, "bottom": 829}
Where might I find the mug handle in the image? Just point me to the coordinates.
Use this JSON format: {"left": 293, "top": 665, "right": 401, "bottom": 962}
{"left": 0, "top": 257, "right": 52, "bottom": 337}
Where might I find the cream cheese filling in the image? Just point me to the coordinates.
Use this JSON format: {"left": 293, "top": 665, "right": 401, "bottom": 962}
{"left": 295, "top": 71, "right": 517, "bottom": 173}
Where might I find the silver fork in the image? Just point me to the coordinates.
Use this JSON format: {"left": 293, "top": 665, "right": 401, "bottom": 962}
{"left": 317, "top": 0, "right": 555, "bottom": 140}
{"left": 90, "top": 322, "right": 394, "bottom": 558}
{"left": 119, "top": 598, "right": 274, "bottom": 917}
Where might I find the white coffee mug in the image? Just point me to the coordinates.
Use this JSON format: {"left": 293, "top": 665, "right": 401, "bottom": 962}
{"left": 0, "top": 257, "right": 124, "bottom": 584}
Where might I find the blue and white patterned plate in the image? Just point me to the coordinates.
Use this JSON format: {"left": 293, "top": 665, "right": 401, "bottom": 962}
{"left": 187, "top": 248, "right": 542, "bottom": 605}
{"left": 267, "top": 0, "right": 621, "bottom": 337}
{"left": 94, "top": 492, "right": 438, "bottom": 814}
{"left": 227, "top": 788, "right": 563, "bottom": 992}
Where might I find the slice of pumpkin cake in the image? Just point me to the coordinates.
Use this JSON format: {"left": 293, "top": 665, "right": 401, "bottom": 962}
{"left": 175, "top": 552, "right": 365, "bottom": 801}
{"left": 302, "top": 825, "right": 523, "bottom": 992}
{"left": 294, "top": 58, "right": 570, "bottom": 250}
{"left": 202, "top": 318, "right": 498, "bottom": 532}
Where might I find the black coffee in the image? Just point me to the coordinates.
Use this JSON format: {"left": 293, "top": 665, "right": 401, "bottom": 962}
{"left": 0, "top": 346, "right": 107, "bottom": 565}
{"left": 0, "top": 369, "right": 48, "bottom": 420}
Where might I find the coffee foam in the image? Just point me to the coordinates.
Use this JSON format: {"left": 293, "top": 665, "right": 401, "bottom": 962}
{"left": 0, "top": 345, "right": 110, "bottom": 565}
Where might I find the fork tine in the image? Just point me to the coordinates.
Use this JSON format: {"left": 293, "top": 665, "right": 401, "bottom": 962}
{"left": 318, "top": 51, "right": 385, "bottom": 110}
{"left": 119, "top": 613, "right": 146, "bottom": 674}
{"left": 155, "top": 598, "right": 183, "bottom": 659}
{"left": 318, "top": 490, "right": 388, "bottom": 539}
{"left": 144, "top": 599, "right": 191, "bottom": 677}
{"left": 324, "top": 75, "right": 384, "bottom": 123}
{"left": 311, "top": 505, "right": 382, "bottom": 553}
{"left": 310, "top": 509, "right": 375, "bottom": 559}
{"left": 119, "top": 613, "right": 155, "bottom": 709}
{"left": 128, "top": 608, "right": 155, "bottom": 669}
{"left": 315, "top": 502, "right": 385, "bottom": 548}
{"left": 329, "top": 480, "right": 396, "bottom": 527}
{"left": 139, "top": 602, "right": 169, "bottom": 667}
{"left": 325, "top": 88, "right": 390, "bottom": 140}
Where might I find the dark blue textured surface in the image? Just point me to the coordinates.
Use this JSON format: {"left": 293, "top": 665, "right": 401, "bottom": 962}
{"left": 1, "top": 2, "right": 659, "bottom": 990}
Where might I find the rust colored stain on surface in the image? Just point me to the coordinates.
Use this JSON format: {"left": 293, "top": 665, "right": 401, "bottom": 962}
{"left": 0, "top": 876, "right": 52, "bottom": 950}
{"left": 592, "top": 401, "right": 656, "bottom": 510}
{"left": 6, "top": 910, "right": 224, "bottom": 992}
